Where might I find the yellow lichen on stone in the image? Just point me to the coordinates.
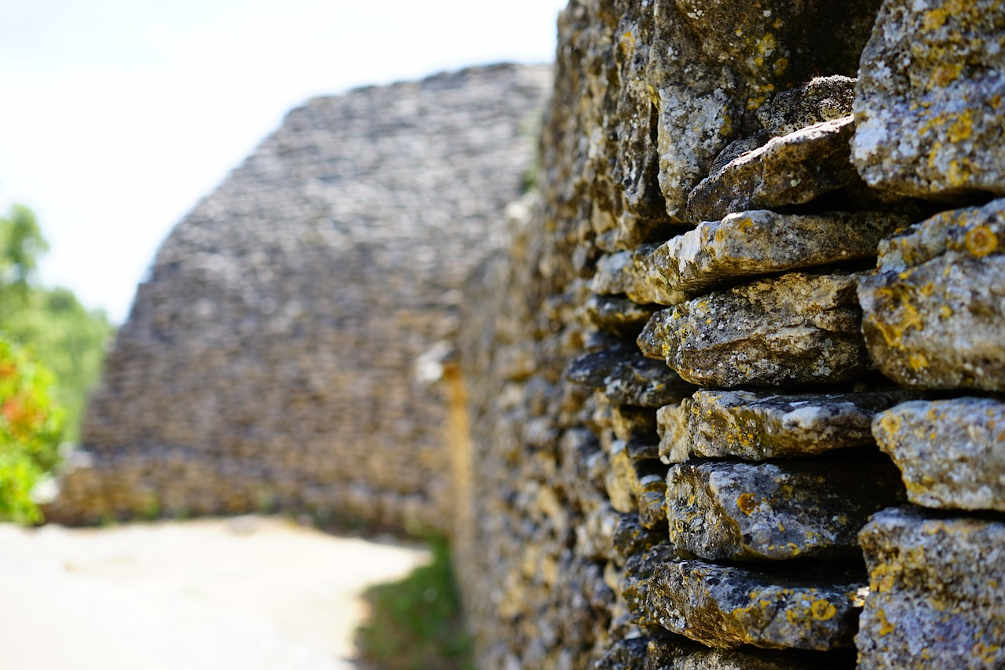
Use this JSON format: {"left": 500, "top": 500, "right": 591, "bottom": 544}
{"left": 811, "top": 599, "right": 837, "bottom": 621}
{"left": 964, "top": 225, "right": 998, "bottom": 257}
{"left": 876, "top": 607, "right": 896, "bottom": 636}
{"left": 909, "top": 352, "right": 929, "bottom": 371}
{"left": 947, "top": 109, "right": 973, "bottom": 140}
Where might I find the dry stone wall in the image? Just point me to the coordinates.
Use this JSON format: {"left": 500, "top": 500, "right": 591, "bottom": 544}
{"left": 457, "top": 1, "right": 1004, "bottom": 668}
{"left": 47, "top": 64, "right": 551, "bottom": 531}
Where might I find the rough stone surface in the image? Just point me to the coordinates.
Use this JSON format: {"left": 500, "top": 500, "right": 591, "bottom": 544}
{"left": 658, "top": 389, "right": 916, "bottom": 463}
{"left": 451, "top": 2, "right": 1005, "bottom": 668}
{"left": 857, "top": 507, "right": 1005, "bottom": 669}
{"left": 665, "top": 459, "right": 905, "bottom": 561}
{"left": 48, "top": 64, "right": 551, "bottom": 529}
{"left": 852, "top": 0, "right": 1005, "bottom": 197}
{"left": 873, "top": 397, "right": 1005, "bottom": 511}
{"left": 685, "top": 117, "right": 863, "bottom": 224}
{"left": 756, "top": 76, "right": 857, "bottom": 138}
{"left": 638, "top": 272, "right": 870, "bottom": 387}
{"left": 858, "top": 198, "right": 1005, "bottom": 390}
{"left": 567, "top": 348, "right": 694, "bottom": 408}
{"left": 646, "top": 559, "right": 864, "bottom": 650}
{"left": 641, "top": 209, "right": 909, "bottom": 304}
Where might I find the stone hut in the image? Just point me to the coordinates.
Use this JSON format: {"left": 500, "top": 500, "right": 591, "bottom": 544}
{"left": 48, "top": 63, "right": 551, "bottom": 531}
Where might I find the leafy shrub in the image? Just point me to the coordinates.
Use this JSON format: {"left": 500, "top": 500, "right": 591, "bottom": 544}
{"left": 0, "top": 338, "right": 63, "bottom": 523}
{"left": 356, "top": 537, "right": 474, "bottom": 670}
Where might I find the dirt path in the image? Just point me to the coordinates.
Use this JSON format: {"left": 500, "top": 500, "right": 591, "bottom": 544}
{"left": 0, "top": 516, "right": 429, "bottom": 670}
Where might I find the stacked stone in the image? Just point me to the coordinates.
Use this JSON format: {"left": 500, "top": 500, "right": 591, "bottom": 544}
{"left": 459, "top": 1, "right": 882, "bottom": 668}
{"left": 46, "top": 64, "right": 552, "bottom": 530}
{"left": 849, "top": 1, "right": 1005, "bottom": 667}
{"left": 458, "top": 0, "right": 1004, "bottom": 668}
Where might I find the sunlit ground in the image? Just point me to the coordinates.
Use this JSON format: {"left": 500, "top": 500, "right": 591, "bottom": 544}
{"left": 0, "top": 516, "right": 429, "bottom": 670}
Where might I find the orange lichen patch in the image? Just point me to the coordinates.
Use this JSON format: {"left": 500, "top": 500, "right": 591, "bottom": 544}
{"left": 811, "top": 599, "right": 837, "bottom": 621}
{"left": 965, "top": 225, "right": 998, "bottom": 257}
{"left": 736, "top": 492, "right": 758, "bottom": 515}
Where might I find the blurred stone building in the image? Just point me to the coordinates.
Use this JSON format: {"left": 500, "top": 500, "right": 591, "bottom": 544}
{"left": 48, "top": 63, "right": 551, "bottom": 531}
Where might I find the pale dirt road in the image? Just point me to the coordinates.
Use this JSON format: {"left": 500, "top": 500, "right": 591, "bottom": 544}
{"left": 0, "top": 516, "right": 429, "bottom": 670}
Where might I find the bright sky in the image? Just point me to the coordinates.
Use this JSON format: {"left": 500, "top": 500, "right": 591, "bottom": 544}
{"left": 0, "top": 0, "right": 565, "bottom": 323}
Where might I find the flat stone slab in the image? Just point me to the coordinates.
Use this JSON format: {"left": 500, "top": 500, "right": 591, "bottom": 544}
{"left": 657, "top": 389, "right": 916, "bottom": 463}
{"left": 757, "top": 76, "right": 857, "bottom": 139}
{"left": 858, "top": 198, "right": 1005, "bottom": 390}
{"left": 685, "top": 116, "right": 861, "bottom": 224}
{"left": 857, "top": 507, "right": 1005, "bottom": 669}
{"left": 638, "top": 272, "right": 869, "bottom": 387}
{"left": 873, "top": 397, "right": 1005, "bottom": 511}
{"left": 600, "top": 634, "right": 856, "bottom": 670}
{"left": 646, "top": 559, "right": 864, "bottom": 650}
{"left": 665, "top": 460, "right": 905, "bottom": 561}
{"left": 641, "top": 210, "right": 907, "bottom": 304}
{"left": 852, "top": 0, "right": 1005, "bottom": 197}
{"left": 581, "top": 294, "right": 657, "bottom": 336}
{"left": 567, "top": 349, "right": 694, "bottom": 407}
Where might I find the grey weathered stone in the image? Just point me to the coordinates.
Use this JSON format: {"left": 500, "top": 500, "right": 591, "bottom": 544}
{"left": 646, "top": 559, "right": 864, "bottom": 650}
{"left": 612, "top": 512, "right": 666, "bottom": 565}
{"left": 637, "top": 474, "right": 668, "bottom": 530}
{"left": 685, "top": 117, "right": 863, "bottom": 224}
{"left": 665, "top": 460, "right": 905, "bottom": 561}
{"left": 852, "top": 0, "right": 1005, "bottom": 197}
{"left": 657, "top": 389, "right": 916, "bottom": 463}
{"left": 756, "top": 76, "right": 857, "bottom": 138}
{"left": 858, "top": 198, "right": 1005, "bottom": 390}
{"left": 568, "top": 348, "right": 694, "bottom": 408}
{"left": 857, "top": 507, "right": 1005, "bottom": 669}
{"left": 581, "top": 294, "right": 658, "bottom": 336}
{"left": 640, "top": 210, "right": 908, "bottom": 304}
{"left": 638, "top": 272, "right": 869, "bottom": 387}
{"left": 873, "top": 397, "right": 1005, "bottom": 511}
{"left": 607, "top": 439, "right": 661, "bottom": 514}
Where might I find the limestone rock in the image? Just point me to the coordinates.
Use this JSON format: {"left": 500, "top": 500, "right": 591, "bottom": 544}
{"left": 607, "top": 439, "right": 661, "bottom": 514}
{"left": 873, "top": 397, "right": 1005, "bottom": 511}
{"left": 646, "top": 559, "right": 864, "bottom": 650}
{"left": 666, "top": 460, "right": 905, "bottom": 561}
{"left": 852, "top": 0, "right": 1005, "bottom": 197}
{"left": 638, "top": 272, "right": 869, "bottom": 387}
{"left": 858, "top": 198, "right": 1005, "bottom": 390}
{"left": 857, "top": 507, "right": 1005, "bottom": 669}
{"left": 582, "top": 294, "right": 658, "bottom": 336}
{"left": 685, "top": 117, "right": 862, "bottom": 224}
{"left": 642, "top": 210, "right": 908, "bottom": 303}
{"left": 568, "top": 348, "right": 692, "bottom": 407}
{"left": 756, "top": 76, "right": 857, "bottom": 138}
{"left": 610, "top": 403, "right": 658, "bottom": 443}
{"left": 658, "top": 389, "right": 916, "bottom": 463}
{"left": 612, "top": 512, "right": 666, "bottom": 565}
{"left": 637, "top": 474, "right": 668, "bottom": 530}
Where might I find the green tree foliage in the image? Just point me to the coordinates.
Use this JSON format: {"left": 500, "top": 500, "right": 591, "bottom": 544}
{"left": 0, "top": 338, "right": 64, "bottom": 523}
{"left": 0, "top": 204, "right": 113, "bottom": 444}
